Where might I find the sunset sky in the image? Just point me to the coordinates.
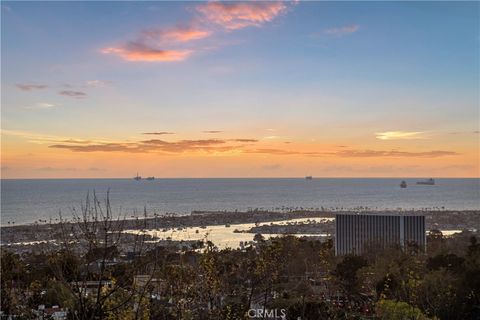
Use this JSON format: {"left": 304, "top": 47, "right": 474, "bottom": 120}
{"left": 1, "top": 1, "right": 479, "bottom": 178}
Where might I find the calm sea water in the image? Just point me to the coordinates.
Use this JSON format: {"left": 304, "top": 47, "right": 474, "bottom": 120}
{"left": 1, "top": 178, "right": 479, "bottom": 225}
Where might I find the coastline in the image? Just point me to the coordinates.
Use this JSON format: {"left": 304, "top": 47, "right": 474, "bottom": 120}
{"left": 1, "top": 209, "right": 478, "bottom": 252}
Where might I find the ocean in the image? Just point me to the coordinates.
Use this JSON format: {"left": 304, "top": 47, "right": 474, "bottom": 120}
{"left": 1, "top": 178, "right": 479, "bottom": 225}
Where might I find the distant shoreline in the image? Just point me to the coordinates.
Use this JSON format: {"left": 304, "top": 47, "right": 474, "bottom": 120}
{"left": 2, "top": 208, "right": 479, "bottom": 229}
{"left": 1, "top": 209, "right": 479, "bottom": 252}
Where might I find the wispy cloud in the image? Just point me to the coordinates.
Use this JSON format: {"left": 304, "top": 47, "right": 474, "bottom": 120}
{"left": 47, "top": 136, "right": 458, "bottom": 158}
{"left": 58, "top": 90, "right": 87, "bottom": 98}
{"left": 61, "top": 80, "right": 110, "bottom": 89}
{"left": 4, "top": 166, "right": 107, "bottom": 173}
{"left": 60, "top": 139, "right": 93, "bottom": 144}
{"left": 142, "top": 132, "right": 175, "bottom": 135}
{"left": 17, "top": 81, "right": 107, "bottom": 95}
{"left": 47, "top": 135, "right": 257, "bottom": 154}
{"left": 310, "top": 24, "right": 360, "bottom": 40}
{"left": 449, "top": 130, "right": 480, "bottom": 135}
{"left": 37, "top": 167, "right": 77, "bottom": 172}
{"left": 203, "top": 130, "right": 223, "bottom": 133}
{"left": 86, "top": 80, "right": 111, "bottom": 87}
{"left": 335, "top": 149, "right": 458, "bottom": 158}
{"left": 4, "top": 129, "right": 457, "bottom": 159}
{"left": 245, "top": 148, "right": 310, "bottom": 156}
{"left": 231, "top": 139, "right": 258, "bottom": 143}
{"left": 195, "top": 1, "right": 288, "bottom": 30}
{"left": 323, "top": 24, "right": 360, "bottom": 37}
{"left": 49, "top": 138, "right": 233, "bottom": 154}
{"left": 16, "top": 84, "right": 48, "bottom": 91}
{"left": 245, "top": 148, "right": 458, "bottom": 158}
{"left": 375, "top": 131, "right": 426, "bottom": 140}
{"left": 1, "top": 129, "right": 96, "bottom": 145}
{"left": 24, "top": 102, "right": 57, "bottom": 110}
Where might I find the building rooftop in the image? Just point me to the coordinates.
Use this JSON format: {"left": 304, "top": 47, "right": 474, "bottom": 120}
{"left": 334, "top": 212, "right": 425, "bottom": 217}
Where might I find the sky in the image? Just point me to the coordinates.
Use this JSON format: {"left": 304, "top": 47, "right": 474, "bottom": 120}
{"left": 1, "top": 1, "right": 479, "bottom": 178}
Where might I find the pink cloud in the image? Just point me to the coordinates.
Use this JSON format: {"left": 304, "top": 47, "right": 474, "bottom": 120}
{"left": 102, "top": 25, "right": 208, "bottom": 62}
{"left": 102, "top": 2, "right": 293, "bottom": 62}
{"left": 196, "top": 1, "right": 288, "bottom": 30}
{"left": 102, "top": 42, "right": 192, "bottom": 62}
{"left": 142, "top": 26, "right": 211, "bottom": 43}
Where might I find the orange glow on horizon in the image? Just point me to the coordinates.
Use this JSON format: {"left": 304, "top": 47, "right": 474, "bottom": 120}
{"left": 2, "top": 130, "right": 478, "bottom": 179}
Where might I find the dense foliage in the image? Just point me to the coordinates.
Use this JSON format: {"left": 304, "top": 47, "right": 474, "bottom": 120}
{"left": 1, "top": 231, "right": 479, "bottom": 319}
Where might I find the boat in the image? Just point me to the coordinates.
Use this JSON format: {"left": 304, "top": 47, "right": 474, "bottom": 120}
{"left": 146, "top": 176, "right": 155, "bottom": 181}
{"left": 305, "top": 176, "right": 313, "bottom": 180}
{"left": 133, "top": 173, "right": 141, "bottom": 181}
{"left": 400, "top": 181, "right": 407, "bottom": 188}
{"left": 416, "top": 178, "right": 435, "bottom": 185}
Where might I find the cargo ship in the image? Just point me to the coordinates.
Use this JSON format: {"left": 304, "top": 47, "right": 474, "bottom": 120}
{"left": 416, "top": 178, "right": 435, "bottom": 185}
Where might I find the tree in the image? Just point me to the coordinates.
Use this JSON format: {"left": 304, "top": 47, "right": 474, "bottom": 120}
{"left": 0, "top": 250, "right": 28, "bottom": 316}
{"left": 335, "top": 255, "right": 368, "bottom": 294}
{"left": 457, "top": 236, "right": 480, "bottom": 319}
{"left": 44, "top": 280, "right": 76, "bottom": 310}
{"left": 52, "top": 192, "right": 155, "bottom": 320}
{"left": 253, "top": 233, "right": 265, "bottom": 243}
{"left": 416, "top": 269, "right": 458, "bottom": 319}
{"left": 376, "top": 299, "right": 432, "bottom": 320}
{"left": 427, "top": 253, "right": 464, "bottom": 274}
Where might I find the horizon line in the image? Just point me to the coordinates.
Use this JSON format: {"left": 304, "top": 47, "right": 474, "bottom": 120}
{"left": 1, "top": 176, "right": 479, "bottom": 180}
